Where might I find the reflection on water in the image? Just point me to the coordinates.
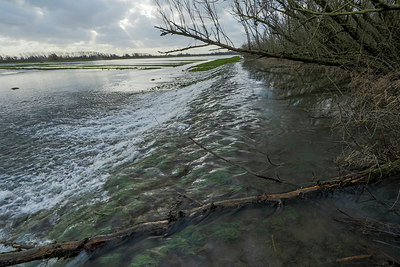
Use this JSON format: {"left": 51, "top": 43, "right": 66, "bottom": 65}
{"left": 0, "top": 57, "right": 398, "bottom": 266}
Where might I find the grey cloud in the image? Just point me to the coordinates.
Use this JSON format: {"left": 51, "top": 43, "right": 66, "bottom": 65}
{"left": 0, "top": 1, "right": 39, "bottom": 26}
{"left": 0, "top": 0, "right": 134, "bottom": 46}
{"left": 0, "top": 0, "right": 244, "bottom": 55}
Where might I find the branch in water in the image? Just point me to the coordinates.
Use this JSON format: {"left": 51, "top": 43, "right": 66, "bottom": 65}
{"left": 0, "top": 170, "right": 386, "bottom": 266}
{"left": 189, "top": 137, "right": 283, "bottom": 183}
{"left": 2, "top": 159, "right": 399, "bottom": 266}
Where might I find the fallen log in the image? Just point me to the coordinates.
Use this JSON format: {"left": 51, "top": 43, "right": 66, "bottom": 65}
{"left": 0, "top": 221, "right": 169, "bottom": 267}
{"left": 1, "top": 159, "right": 399, "bottom": 266}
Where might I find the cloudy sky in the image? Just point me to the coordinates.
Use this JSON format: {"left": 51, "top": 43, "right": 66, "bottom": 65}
{"left": 0, "top": 0, "right": 244, "bottom": 56}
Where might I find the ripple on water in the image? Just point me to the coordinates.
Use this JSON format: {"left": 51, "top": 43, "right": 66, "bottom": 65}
{"left": 0, "top": 66, "right": 218, "bottom": 241}
{"left": 0, "top": 59, "right": 354, "bottom": 265}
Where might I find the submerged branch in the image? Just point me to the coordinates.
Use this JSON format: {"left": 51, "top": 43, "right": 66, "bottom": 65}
{"left": 189, "top": 137, "right": 283, "bottom": 183}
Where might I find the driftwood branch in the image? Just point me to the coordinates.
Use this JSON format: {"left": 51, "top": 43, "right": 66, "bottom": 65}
{"left": 0, "top": 221, "right": 169, "bottom": 267}
{"left": 0, "top": 169, "right": 385, "bottom": 266}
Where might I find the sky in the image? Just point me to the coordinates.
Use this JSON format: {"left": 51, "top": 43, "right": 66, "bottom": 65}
{"left": 0, "top": 0, "right": 244, "bottom": 57}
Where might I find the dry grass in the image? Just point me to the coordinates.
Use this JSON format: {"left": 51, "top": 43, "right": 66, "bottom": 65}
{"left": 335, "top": 71, "right": 400, "bottom": 169}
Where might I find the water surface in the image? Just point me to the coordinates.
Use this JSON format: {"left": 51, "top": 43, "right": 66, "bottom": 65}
{"left": 0, "top": 56, "right": 398, "bottom": 266}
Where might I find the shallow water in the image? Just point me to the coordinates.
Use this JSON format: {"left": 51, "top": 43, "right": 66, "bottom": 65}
{"left": 0, "top": 56, "right": 398, "bottom": 266}
{"left": 0, "top": 56, "right": 218, "bottom": 236}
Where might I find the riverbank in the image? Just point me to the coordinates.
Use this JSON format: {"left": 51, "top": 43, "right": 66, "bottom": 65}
{"left": 244, "top": 56, "right": 400, "bottom": 174}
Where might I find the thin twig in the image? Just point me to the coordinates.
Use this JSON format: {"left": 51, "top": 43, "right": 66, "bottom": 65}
{"left": 336, "top": 208, "right": 353, "bottom": 218}
{"left": 365, "top": 187, "right": 400, "bottom": 216}
{"left": 373, "top": 240, "right": 400, "bottom": 249}
{"left": 389, "top": 187, "right": 400, "bottom": 210}
{"left": 177, "top": 193, "right": 204, "bottom": 206}
{"left": 158, "top": 44, "right": 210, "bottom": 54}
{"left": 271, "top": 234, "right": 277, "bottom": 252}
{"left": 189, "top": 137, "right": 282, "bottom": 183}
{"left": 267, "top": 155, "right": 281, "bottom": 167}
{"left": 336, "top": 254, "right": 372, "bottom": 262}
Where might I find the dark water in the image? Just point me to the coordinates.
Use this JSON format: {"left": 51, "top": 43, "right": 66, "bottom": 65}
{"left": 0, "top": 57, "right": 399, "bottom": 266}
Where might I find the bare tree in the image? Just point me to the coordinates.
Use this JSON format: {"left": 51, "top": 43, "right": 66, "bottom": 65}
{"left": 155, "top": 0, "right": 400, "bottom": 73}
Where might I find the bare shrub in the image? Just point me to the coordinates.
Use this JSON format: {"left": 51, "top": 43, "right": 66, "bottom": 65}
{"left": 335, "top": 71, "right": 400, "bottom": 168}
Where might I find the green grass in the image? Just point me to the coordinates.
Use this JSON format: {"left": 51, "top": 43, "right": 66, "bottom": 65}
{"left": 189, "top": 56, "right": 241, "bottom": 72}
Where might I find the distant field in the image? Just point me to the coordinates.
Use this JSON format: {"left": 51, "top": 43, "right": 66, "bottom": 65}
{"left": 0, "top": 56, "right": 241, "bottom": 72}
{"left": 0, "top": 60, "right": 206, "bottom": 71}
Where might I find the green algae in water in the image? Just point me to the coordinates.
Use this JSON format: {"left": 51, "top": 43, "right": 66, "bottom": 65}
{"left": 129, "top": 220, "right": 243, "bottom": 266}
{"left": 177, "top": 166, "right": 206, "bottom": 187}
{"left": 96, "top": 253, "right": 123, "bottom": 266}
{"left": 162, "top": 225, "right": 206, "bottom": 255}
{"left": 130, "top": 225, "right": 206, "bottom": 266}
{"left": 48, "top": 198, "right": 143, "bottom": 242}
{"left": 56, "top": 222, "right": 98, "bottom": 242}
{"left": 130, "top": 253, "right": 161, "bottom": 267}
{"left": 172, "top": 166, "right": 188, "bottom": 178}
{"left": 200, "top": 169, "right": 232, "bottom": 186}
{"left": 137, "top": 153, "right": 167, "bottom": 169}
{"left": 210, "top": 222, "right": 241, "bottom": 242}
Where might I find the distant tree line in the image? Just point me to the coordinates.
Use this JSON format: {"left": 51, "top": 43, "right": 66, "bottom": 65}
{"left": 156, "top": 0, "right": 400, "bottom": 74}
{"left": 0, "top": 52, "right": 146, "bottom": 63}
{"left": 0, "top": 51, "right": 236, "bottom": 63}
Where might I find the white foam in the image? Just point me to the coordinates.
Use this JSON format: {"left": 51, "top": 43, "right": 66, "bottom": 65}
{"left": 0, "top": 70, "right": 217, "bottom": 224}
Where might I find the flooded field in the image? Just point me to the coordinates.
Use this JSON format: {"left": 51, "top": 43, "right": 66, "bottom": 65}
{"left": 0, "top": 56, "right": 399, "bottom": 266}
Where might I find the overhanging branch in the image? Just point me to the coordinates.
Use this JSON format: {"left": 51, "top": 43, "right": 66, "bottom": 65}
{"left": 293, "top": 6, "right": 400, "bottom": 16}
{"left": 155, "top": 26, "right": 345, "bottom": 67}
{"left": 158, "top": 44, "right": 210, "bottom": 54}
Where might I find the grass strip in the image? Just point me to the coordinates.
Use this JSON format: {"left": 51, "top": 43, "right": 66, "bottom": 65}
{"left": 189, "top": 56, "right": 241, "bottom": 72}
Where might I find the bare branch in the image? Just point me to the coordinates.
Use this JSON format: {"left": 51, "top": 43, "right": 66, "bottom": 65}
{"left": 158, "top": 44, "right": 210, "bottom": 54}
{"left": 155, "top": 0, "right": 400, "bottom": 73}
{"left": 189, "top": 137, "right": 283, "bottom": 183}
